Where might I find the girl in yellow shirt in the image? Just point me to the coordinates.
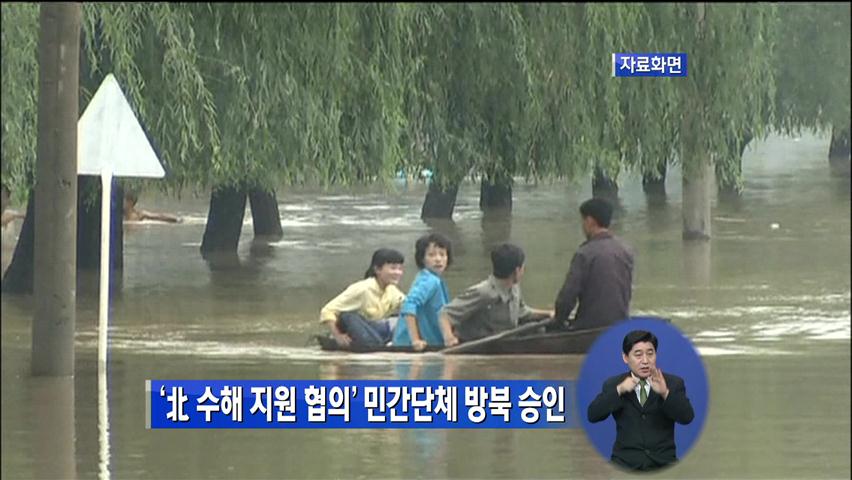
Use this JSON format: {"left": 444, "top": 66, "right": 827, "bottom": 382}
{"left": 320, "top": 248, "right": 406, "bottom": 347}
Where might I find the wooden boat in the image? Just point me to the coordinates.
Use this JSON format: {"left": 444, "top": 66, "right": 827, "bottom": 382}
{"left": 314, "top": 326, "right": 608, "bottom": 355}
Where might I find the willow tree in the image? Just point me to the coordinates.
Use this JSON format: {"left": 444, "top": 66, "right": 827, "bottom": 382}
{"left": 521, "top": 5, "right": 597, "bottom": 194}
{"left": 1, "top": 3, "right": 39, "bottom": 293}
{"left": 621, "top": 4, "right": 683, "bottom": 199}
{"left": 709, "top": 4, "right": 851, "bottom": 195}
{"left": 578, "top": 4, "right": 682, "bottom": 202}
{"left": 3, "top": 3, "right": 426, "bottom": 274}
{"left": 406, "top": 4, "right": 576, "bottom": 218}
{"left": 521, "top": 4, "right": 683, "bottom": 202}
{"left": 2, "top": 3, "right": 216, "bottom": 291}
{"left": 703, "top": 4, "right": 851, "bottom": 195}
{"left": 556, "top": 4, "right": 776, "bottom": 237}
{"left": 672, "top": 3, "right": 777, "bottom": 238}
{"left": 773, "top": 3, "right": 851, "bottom": 175}
{"left": 403, "top": 4, "right": 485, "bottom": 219}
{"left": 186, "top": 4, "right": 422, "bottom": 255}
{"left": 1, "top": 3, "right": 39, "bottom": 200}
{"left": 465, "top": 4, "right": 535, "bottom": 213}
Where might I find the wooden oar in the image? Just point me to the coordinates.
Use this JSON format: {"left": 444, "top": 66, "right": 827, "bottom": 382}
{"left": 441, "top": 317, "right": 558, "bottom": 355}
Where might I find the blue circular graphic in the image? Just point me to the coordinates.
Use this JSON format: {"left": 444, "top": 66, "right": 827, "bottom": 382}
{"left": 576, "top": 317, "right": 709, "bottom": 468}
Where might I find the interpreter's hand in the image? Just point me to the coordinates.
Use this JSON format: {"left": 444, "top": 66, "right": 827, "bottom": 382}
{"left": 444, "top": 334, "right": 459, "bottom": 347}
{"left": 616, "top": 375, "right": 640, "bottom": 396}
{"left": 412, "top": 339, "right": 427, "bottom": 352}
{"left": 545, "top": 310, "right": 555, "bottom": 319}
{"left": 648, "top": 367, "right": 669, "bottom": 399}
{"left": 332, "top": 331, "right": 352, "bottom": 348}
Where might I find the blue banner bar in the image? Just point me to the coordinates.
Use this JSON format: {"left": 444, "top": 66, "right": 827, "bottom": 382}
{"left": 147, "top": 380, "right": 578, "bottom": 429}
{"left": 612, "top": 53, "right": 688, "bottom": 77}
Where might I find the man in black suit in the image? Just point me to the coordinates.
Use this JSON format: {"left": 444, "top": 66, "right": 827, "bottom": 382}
{"left": 587, "top": 330, "right": 695, "bottom": 472}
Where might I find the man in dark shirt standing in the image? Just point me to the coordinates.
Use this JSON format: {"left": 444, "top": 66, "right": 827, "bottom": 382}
{"left": 554, "top": 198, "right": 634, "bottom": 330}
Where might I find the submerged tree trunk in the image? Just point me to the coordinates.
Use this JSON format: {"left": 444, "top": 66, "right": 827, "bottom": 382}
{"left": 33, "top": 378, "right": 77, "bottom": 479}
{"left": 421, "top": 182, "right": 459, "bottom": 220}
{"left": 829, "top": 125, "right": 851, "bottom": 176}
{"left": 2, "top": 179, "right": 124, "bottom": 295}
{"left": 248, "top": 188, "right": 283, "bottom": 239}
{"left": 682, "top": 160, "right": 714, "bottom": 241}
{"left": 642, "top": 161, "right": 667, "bottom": 196}
{"left": 200, "top": 186, "right": 247, "bottom": 257}
{"left": 681, "top": 2, "right": 712, "bottom": 242}
{"left": 76, "top": 177, "right": 124, "bottom": 296}
{"left": 77, "top": 177, "right": 124, "bottom": 272}
{"left": 479, "top": 178, "right": 513, "bottom": 212}
{"left": 32, "top": 2, "right": 81, "bottom": 377}
{"left": 683, "top": 240, "right": 712, "bottom": 287}
{"left": 592, "top": 167, "right": 619, "bottom": 201}
{"left": 2, "top": 192, "right": 36, "bottom": 293}
{"left": 480, "top": 209, "right": 512, "bottom": 253}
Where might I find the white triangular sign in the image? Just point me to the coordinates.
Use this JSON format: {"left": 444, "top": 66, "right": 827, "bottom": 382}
{"left": 78, "top": 74, "right": 165, "bottom": 178}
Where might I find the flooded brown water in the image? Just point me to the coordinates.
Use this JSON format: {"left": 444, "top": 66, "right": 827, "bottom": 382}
{"left": 2, "top": 132, "right": 849, "bottom": 479}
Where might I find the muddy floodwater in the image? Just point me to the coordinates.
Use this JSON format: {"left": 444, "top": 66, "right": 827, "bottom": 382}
{"left": 2, "top": 132, "right": 849, "bottom": 479}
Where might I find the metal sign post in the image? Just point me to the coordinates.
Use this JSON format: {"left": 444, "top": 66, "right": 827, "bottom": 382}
{"left": 77, "top": 73, "right": 165, "bottom": 480}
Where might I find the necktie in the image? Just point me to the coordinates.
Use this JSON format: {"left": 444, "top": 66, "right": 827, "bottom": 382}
{"left": 639, "top": 379, "right": 648, "bottom": 406}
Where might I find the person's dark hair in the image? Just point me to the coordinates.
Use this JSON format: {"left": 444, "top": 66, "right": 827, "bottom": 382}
{"left": 364, "top": 248, "right": 405, "bottom": 278}
{"left": 491, "top": 243, "right": 525, "bottom": 279}
{"left": 414, "top": 232, "right": 453, "bottom": 269}
{"left": 622, "top": 330, "right": 659, "bottom": 355}
{"left": 579, "top": 198, "right": 613, "bottom": 228}
{"left": 125, "top": 190, "right": 139, "bottom": 205}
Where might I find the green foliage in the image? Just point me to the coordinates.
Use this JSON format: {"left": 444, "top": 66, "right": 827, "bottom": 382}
{"left": 0, "top": 3, "right": 39, "bottom": 201}
{"left": 2, "top": 3, "right": 845, "bottom": 201}
{"left": 773, "top": 3, "right": 851, "bottom": 136}
{"left": 680, "top": 3, "right": 777, "bottom": 183}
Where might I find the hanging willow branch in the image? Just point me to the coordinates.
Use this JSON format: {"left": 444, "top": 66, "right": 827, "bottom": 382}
{"left": 2, "top": 3, "right": 847, "bottom": 200}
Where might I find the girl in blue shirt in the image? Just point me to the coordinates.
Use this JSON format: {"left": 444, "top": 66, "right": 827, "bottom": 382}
{"left": 393, "top": 233, "right": 453, "bottom": 351}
